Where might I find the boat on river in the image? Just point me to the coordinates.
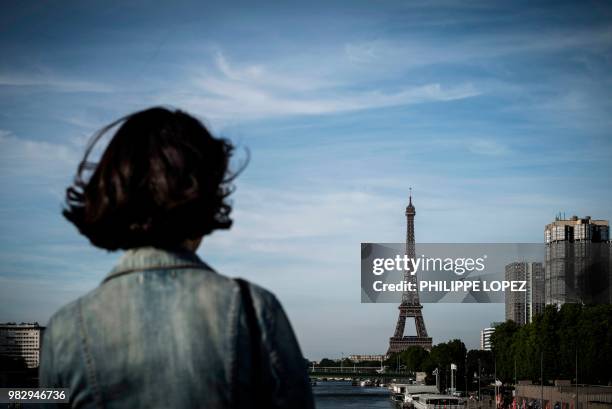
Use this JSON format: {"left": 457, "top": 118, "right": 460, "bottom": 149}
{"left": 390, "top": 384, "right": 465, "bottom": 409}
{"left": 410, "top": 394, "right": 464, "bottom": 409}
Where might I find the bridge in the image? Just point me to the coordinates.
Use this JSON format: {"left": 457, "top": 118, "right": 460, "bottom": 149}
{"left": 308, "top": 366, "right": 412, "bottom": 382}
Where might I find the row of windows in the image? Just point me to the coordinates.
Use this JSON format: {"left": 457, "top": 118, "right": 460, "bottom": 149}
{"left": 545, "top": 227, "right": 610, "bottom": 242}
{"left": 0, "top": 344, "right": 40, "bottom": 348}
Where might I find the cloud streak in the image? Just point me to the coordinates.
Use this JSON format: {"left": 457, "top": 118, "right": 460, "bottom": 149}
{"left": 158, "top": 52, "right": 481, "bottom": 121}
{"left": 0, "top": 73, "right": 113, "bottom": 93}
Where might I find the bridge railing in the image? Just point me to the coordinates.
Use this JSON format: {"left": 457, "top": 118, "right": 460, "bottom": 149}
{"left": 308, "top": 366, "right": 383, "bottom": 374}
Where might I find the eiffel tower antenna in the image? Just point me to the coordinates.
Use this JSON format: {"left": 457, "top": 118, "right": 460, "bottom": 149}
{"left": 387, "top": 190, "right": 432, "bottom": 354}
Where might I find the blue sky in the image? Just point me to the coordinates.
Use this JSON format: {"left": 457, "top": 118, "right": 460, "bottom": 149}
{"left": 1, "top": 1, "right": 611, "bottom": 359}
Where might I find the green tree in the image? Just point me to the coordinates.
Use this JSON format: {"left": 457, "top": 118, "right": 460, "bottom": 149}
{"left": 426, "top": 339, "right": 467, "bottom": 392}
{"left": 319, "top": 358, "right": 337, "bottom": 367}
{"left": 490, "top": 320, "right": 520, "bottom": 382}
{"left": 490, "top": 304, "right": 612, "bottom": 385}
{"left": 404, "top": 346, "right": 430, "bottom": 372}
{"left": 466, "top": 349, "right": 494, "bottom": 394}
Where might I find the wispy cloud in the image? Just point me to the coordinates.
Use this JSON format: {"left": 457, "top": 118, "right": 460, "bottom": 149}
{"left": 211, "top": 52, "right": 339, "bottom": 92}
{"left": 0, "top": 131, "right": 77, "bottom": 179}
{"left": 0, "top": 73, "right": 113, "bottom": 93}
{"left": 159, "top": 52, "right": 481, "bottom": 121}
{"left": 344, "top": 26, "right": 612, "bottom": 69}
{"left": 466, "top": 138, "right": 511, "bottom": 156}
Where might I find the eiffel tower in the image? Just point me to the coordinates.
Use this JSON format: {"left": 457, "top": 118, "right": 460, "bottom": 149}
{"left": 387, "top": 191, "right": 432, "bottom": 354}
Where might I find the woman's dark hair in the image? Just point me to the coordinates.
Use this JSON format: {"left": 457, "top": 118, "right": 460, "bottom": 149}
{"left": 63, "top": 107, "right": 242, "bottom": 251}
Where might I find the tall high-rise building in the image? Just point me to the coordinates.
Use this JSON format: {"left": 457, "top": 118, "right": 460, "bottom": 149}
{"left": 505, "top": 262, "right": 545, "bottom": 325}
{"left": 387, "top": 192, "right": 432, "bottom": 354}
{"left": 0, "top": 322, "right": 45, "bottom": 368}
{"left": 480, "top": 327, "right": 495, "bottom": 351}
{"left": 545, "top": 216, "right": 611, "bottom": 306}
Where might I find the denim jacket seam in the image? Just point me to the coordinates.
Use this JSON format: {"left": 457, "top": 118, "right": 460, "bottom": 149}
{"left": 78, "top": 299, "right": 104, "bottom": 409}
{"left": 265, "top": 303, "right": 283, "bottom": 388}
{"left": 228, "top": 281, "right": 240, "bottom": 409}
{"left": 41, "top": 316, "right": 57, "bottom": 387}
{"left": 102, "top": 263, "right": 207, "bottom": 284}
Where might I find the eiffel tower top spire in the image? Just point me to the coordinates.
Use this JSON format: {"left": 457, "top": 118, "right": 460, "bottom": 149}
{"left": 406, "top": 187, "right": 415, "bottom": 215}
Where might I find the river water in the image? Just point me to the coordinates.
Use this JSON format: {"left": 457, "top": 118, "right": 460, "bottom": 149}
{"left": 313, "top": 380, "right": 393, "bottom": 409}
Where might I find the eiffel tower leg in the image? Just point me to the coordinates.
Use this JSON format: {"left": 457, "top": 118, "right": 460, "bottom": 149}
{"left": 393, "top": 313, "right": 406, "bottom": 338}
{"left": 414, "top": 315, "right": 428, "bottom": 338}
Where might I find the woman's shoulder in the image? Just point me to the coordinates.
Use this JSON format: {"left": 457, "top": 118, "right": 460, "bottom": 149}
{"left": 41, "top": 294, "right": 90, "bottom": 372}
{"left": 44, "top": 287, "right": 96, "bottom": 340}
{"left": 234, "top": 278, "right": 290, "bottom": 333}
{"left": 236, "top": 278, "right": 281, "bottom": 305}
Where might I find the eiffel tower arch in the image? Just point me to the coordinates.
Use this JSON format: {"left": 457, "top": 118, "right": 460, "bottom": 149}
{"left": 387, "top": 191, "right": 432, "bottom": 354}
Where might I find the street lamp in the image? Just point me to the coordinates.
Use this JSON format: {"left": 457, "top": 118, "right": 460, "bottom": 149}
{"left": 540, "top": 352, "right": 543, "bottom": 409}
{"left": 450, "top": 363, "right": 457, "bottom": 395}
{"left": 465, "top": 355, "right": 467, "bottom": 400}
{"left": 478, "top": 359, "right": 481, "bottom": 402}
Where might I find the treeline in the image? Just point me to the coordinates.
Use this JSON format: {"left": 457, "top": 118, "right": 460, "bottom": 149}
{"left": 384, "top": 340, "right": 494, "bottom": 392}
{"left": 315, "top": 340, "right": 495, "bottom": 392}
{"left": 315, "top": 304, "right": 611, "bottom": 389}
{"left": 491, "top": 304, "right": 612, "bottom": 385}
{"left": 316, "top": 358, "right": 381, "bottom": 368}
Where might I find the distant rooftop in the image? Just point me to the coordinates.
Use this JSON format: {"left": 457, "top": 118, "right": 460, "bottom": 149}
{"left": 547, "top": 215, "right": 608, "bottom": 227}
{"left": 0, "top": 322, "right": 43, "bottom": 327}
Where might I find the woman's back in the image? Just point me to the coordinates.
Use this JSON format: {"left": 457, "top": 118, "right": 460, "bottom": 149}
{"left": 41, "top": 247, "right": 314, "bottom": 408}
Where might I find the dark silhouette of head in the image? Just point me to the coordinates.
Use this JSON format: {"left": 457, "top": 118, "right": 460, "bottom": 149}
{"left": 63, "top": 107, "right": 240, "bottom": 251}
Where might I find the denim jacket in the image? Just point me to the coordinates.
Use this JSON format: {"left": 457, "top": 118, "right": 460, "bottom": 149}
{"left": 39, "top": 247, "right": 314, "bottom": 409}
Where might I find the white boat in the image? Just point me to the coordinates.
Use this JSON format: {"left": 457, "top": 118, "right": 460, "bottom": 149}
{"left": 360, "top": 379, "right": 374, "bottom": 387}
{"left": 390, "top": 384, "right": 440, "bottom": 408}
{"left": 391, "top": 384, "right": 439, "bottom": 398}
{"left": 411, "top": 394, "right": 464, "bottom": 409}
{"left": 389, "top": 384, "right": 466, "bottom": 409}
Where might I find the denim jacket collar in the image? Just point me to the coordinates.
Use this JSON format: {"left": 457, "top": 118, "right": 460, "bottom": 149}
{"left": 103, "top": 246, "right": 212, "bottom": 284}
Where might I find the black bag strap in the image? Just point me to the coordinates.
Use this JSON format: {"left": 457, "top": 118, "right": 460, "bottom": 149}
{"left": 235, "top": 278, "right": 267, "bottom": 406}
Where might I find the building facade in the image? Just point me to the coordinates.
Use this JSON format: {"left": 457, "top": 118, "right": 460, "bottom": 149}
{"left": 505, "top": 262, "right": 545, "bottom": 325}
{"left": 347, "top": 354, "right": 384, "bottom": 363}
{"left": 480, "top": 327, "right": 495, "bottom": 351}
{"left": 544, "top": 216, "right": 610, "bottom": 306}
{"left": 516, "top": 383, "right": 612, "bottom": 409}
{"left": 0, "top": 322, "right": 45, "bottom": 368}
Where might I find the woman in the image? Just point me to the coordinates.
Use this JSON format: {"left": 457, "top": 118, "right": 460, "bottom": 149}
{"left": 39, "top": 107, "right": 314, "bottom": 409}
